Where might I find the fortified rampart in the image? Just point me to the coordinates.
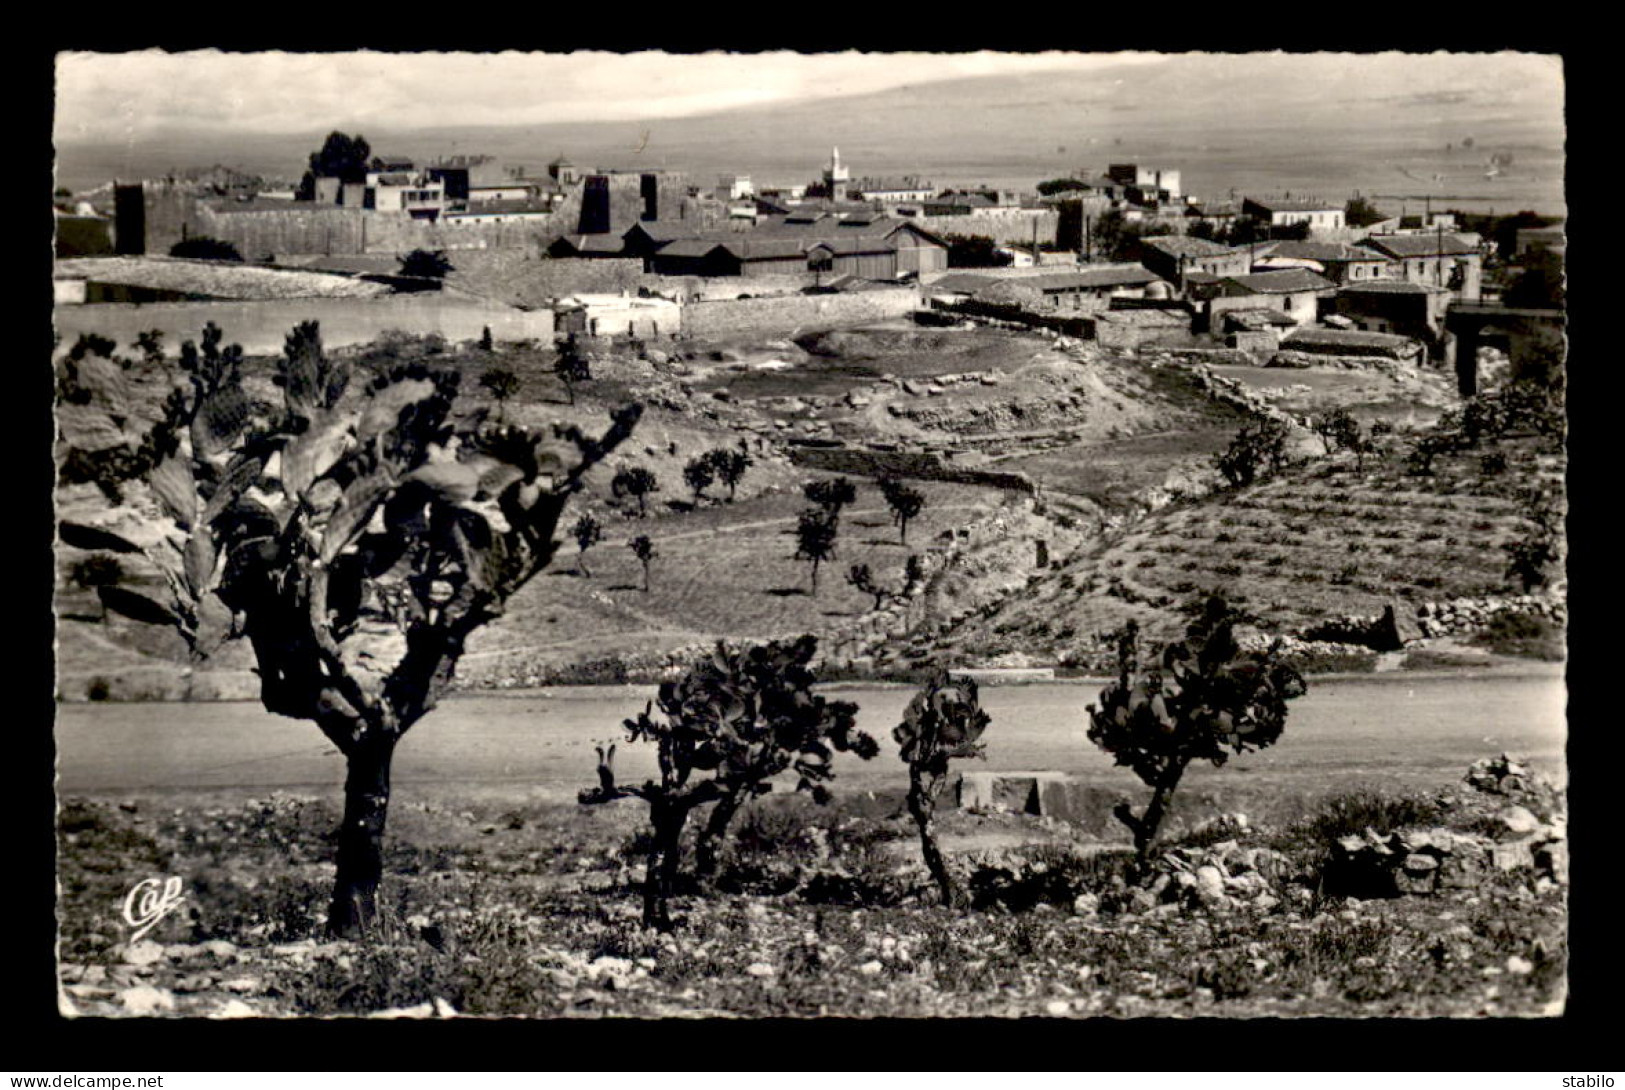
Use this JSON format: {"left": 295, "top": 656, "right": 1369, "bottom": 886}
{"left": 922, "top": 211, "right": 1060, "bottom": 247}
{"left": 53, "top": 293, "right": 554, "bottom": 358}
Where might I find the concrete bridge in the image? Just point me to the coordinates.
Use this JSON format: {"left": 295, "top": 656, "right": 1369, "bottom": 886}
{"left": 1445, "top": 303, "right": 1565, "bottom": 397}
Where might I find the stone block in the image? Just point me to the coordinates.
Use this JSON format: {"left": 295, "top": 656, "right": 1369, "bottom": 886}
{"left": 1489, "top": 839, "right": 1534, "bottom": 872}
{"left": 1394, "top": 868, "right": 1437, "bottom": 895}
{"left": 1534, "top": 841, "right": 1569, "bottom": 884}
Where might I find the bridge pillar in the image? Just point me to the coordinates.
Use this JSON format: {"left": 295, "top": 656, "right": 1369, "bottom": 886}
{"left": 1454, "top": 327, "right": 1480, "bottom": 398}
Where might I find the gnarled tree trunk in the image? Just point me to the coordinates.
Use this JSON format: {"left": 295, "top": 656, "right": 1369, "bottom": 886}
{"left": 694, "top": 790, "right": 744, "bottom": 882}
{"left": 908, "top": 769, "right": 959, "bottom": 908}
{"left": 328, "top": 733, "right": 400, "bottom": 937}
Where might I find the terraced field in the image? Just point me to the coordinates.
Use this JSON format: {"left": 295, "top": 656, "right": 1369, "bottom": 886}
{"left": 912, "top": 430, "right": 1564, "bottom": 667}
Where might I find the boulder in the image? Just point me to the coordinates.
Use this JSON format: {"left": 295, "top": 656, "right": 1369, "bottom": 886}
{"left": 1194, "top": 865, "right": 1226, "bottom": 903}
{"left": 1497, "top": 805, "right": 1542, "bottom": 837}
{"left": 122, "top": 941, "right": 165, "bottom": 967}
{"left": 1489, "top": 839, "right": 1535, "bottom": 872}
{"left": 1372, "top": 600, "right": 1424, "bottom": 650}
{"left": 118, "top": 985, "right": 176, "bottom": 1015}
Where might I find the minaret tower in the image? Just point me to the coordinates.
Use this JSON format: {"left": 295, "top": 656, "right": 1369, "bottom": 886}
{"left": 824, "top": 146, "right": 850, "bottom": 201}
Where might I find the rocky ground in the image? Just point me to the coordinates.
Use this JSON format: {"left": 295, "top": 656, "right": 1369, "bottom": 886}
{"left": 57, "top": 756, "right": 1566, "bottom": 1019}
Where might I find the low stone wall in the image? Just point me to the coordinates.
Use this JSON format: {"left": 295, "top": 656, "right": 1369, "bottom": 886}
{"left": 1299, "top": 593, "right": 1565, "bottom": 649}
{"left": 682, "top": 287, "right": 922, "bottom": 337}
{"left": 787, "top": 445, "right": 1037, "bottom": 494}
{"left": 53, "top": 294, "right": 555, "bottom": 359}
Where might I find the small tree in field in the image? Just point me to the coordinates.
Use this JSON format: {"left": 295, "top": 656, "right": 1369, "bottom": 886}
{"left": 555, "top": 349, "right": 592, "bottom": 406}
{"left": 846, "top": 563, "right": 890, "bottom": 611}
{"left": 1087, "top": 597, "right": 1306, "bottom": 865}
{"left": 612, "top": 466, "right": 660, "bottom": 516}
{"left": 572, "top": 512, "right": 602, "bottom": 576}
{"left": 579, "top": 635, "right": 878, "bottom": 928}
{"left": 479, "top": 326, "right": 495, "bottom": 352}
{"left": 895, "top": 670, "right": 990, "bottom": 907}
{"left": 57, "top": 319, "right": 641, "bottom": 936}
{"left": 629, "top": 534, "right": 657, "bottom": 591}
{"left": 682, "top": 455, "right": 716, "bottom": 505}
{"left": 793, "top": 507, "right": 839, "bottom": 594}
{"left": 1405, "top": 432, "right": 1452, "bottom": 476}
{"left": 478, "top": 366, "right": 521, "bottom": 422}
{"left": 708, "top": 446, "right": 752, "bottom": 502}
{"left": 879, "top": 477, "right": 926, "bottom": 543}
{"left": 1504, "top": 486, "right": 1564, "bottom": 592}
{"left": 134, "top": 329, "right": 166, "bottom": 366}
{"left": 1215, "top": 416, "right": 1291, "bottom": 489}
{"left": 803, "top": 477, "right": 857, "bottom": 524}
{"left": 1313, "top": 409, "right": 1367, "bottom": 472}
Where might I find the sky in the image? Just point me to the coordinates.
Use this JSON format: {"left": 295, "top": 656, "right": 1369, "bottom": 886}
{"left": 53, "top": 50, "right": 1170, "bottom": 143}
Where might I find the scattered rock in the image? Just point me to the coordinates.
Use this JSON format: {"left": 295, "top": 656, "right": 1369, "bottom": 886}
{"left": 745, "top": 962, "right": 776, "bottom": 978}
{"left": 368, "top": 1002, "right": 435, "bottom": 1019}
{"left": 1192, "top": 865, "right": 1228, "bottom": 906}
{"left": 117, "top": 985, "right": 176, "bottom": 1015}
{"left": 122, "top": 941, "right": 164, "bottom": 967}
{"left": 210, "top": 999, "right": 259, "bottom": 1019}
{"left": 1497, "top": 806, "right": 1542, "bottom": 837}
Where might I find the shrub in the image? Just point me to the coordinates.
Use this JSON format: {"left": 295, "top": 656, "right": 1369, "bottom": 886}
{"left": 612, "top": 466, "right": 660, "bottom": 516}
{"left": 1468, "top": 610, "right": 1565, "bottom": 661}
{"left": 895, "top": 671, "right": 992, "bottom": 907}
{"left": 398, "top": 249, "right": 455, "bottom": 279}
{"left": 1086, "top": 596, "right": 1306, "bottom": 863}
{"left": 579, "top": 636, "right": 877, "bottom": 929}
{"left": 1215, "top": 417, "right": 1291, "bottom": 489}
{"left": 878, "top": 477, "right": 926, "bottom": 543}
{"left": 169, "top": 237, "right": 243, "bottom": 261}
{"left": 478, "top": 366, "right": 520, "bottom": 421}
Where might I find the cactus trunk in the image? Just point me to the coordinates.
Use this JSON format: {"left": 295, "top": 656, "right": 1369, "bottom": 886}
{"left": 694, "top": 790, "right": 744, "bottom": 881}
{"left": 327, "top": 733, "right": 399, "bottom": 937}
{"left": 643, "top": 799, "right": 687, "bottom": 932}
{"left": 908, "top": 770, "right": 959, "bottom": 908}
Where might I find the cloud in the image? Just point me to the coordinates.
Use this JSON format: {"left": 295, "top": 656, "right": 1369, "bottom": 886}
{"left": 54, "top": 50, "right": 1167, "bottom": 142}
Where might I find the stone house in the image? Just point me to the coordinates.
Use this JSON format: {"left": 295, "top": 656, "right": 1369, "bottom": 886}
{"left": 1242, "top": 195, "right": 1347, "bottom": 235}
{"left": 1138, "top": 235, "right": 1251, "bottom": 294}
{"left": 1356, "top": 233, "right": 1483, "bottom": 302}
{"left": 1330, "top": 280, "right": 1453, "bottom": 348}
{"left": 553, "top": 292, "right": 682, "bottom": 339}
{"left": 1205, "top": 268, "right": 1337, "bottom": 330}
{"left": 1250, "top": 240, "right": 1392, "bottom": 285}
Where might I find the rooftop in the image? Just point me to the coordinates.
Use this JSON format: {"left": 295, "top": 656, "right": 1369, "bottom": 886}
{"left": 1140, "top": 235, "right": 1241, "bottom": 258}
{"left": 1258, "top": 240, "right": 1387, "bottom": 263}
{"left": 1223, "top": 269, "right": 1337, "bottom": 294}
{"left": 1025, "top": 266, "right": 1161, "bottom": 291}
{"left": 1359, "top": 233, "right": 1480, "bottom": 258}
{"left": 928, "top": 273, "right": 999, "bottom": 294}
{"left": 448, "top": 198, "right": 552, "bottom": 216}
{"left": 1285, "top": 328, "right": 1418, "bottom": 349}
{"left": 1337, "top": 280, "right": 1451, "bottom": 295}
{"left": 1244, "top": 195, "right": 1344, "bottom": 213}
